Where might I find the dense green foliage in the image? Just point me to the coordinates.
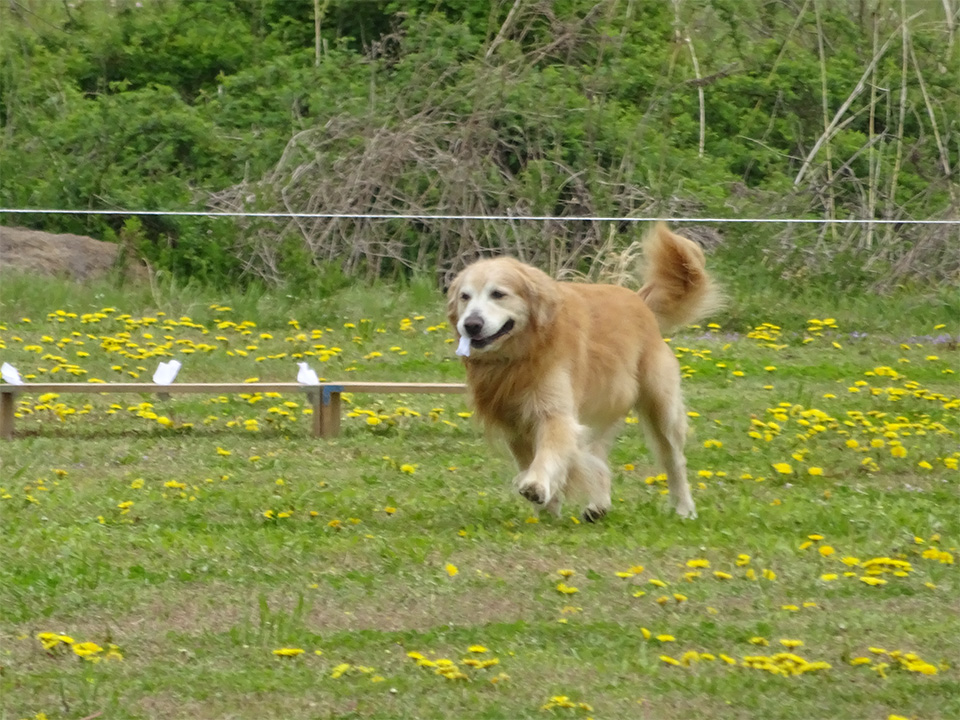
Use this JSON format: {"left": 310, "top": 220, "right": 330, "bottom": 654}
{"left": 1, "top": 0, "right": 957, "bottom": 289}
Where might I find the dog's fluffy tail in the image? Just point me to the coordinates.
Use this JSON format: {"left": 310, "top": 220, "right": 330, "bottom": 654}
{"left": 637, "top": 223, "right": 724, "bottom": 332}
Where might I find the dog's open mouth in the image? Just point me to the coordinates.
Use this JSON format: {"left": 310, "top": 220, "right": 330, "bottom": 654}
{"left": 471, "top": 319, "right": 515, "bottom": 349}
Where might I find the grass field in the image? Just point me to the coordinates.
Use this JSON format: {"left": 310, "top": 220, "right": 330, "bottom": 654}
{"left": 1, "top": 274, "right": 957, "bottom": 720}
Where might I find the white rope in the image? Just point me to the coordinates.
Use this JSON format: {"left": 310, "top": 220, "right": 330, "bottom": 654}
{"left": 0, "top": 208, "right": 957, "bottom": 224}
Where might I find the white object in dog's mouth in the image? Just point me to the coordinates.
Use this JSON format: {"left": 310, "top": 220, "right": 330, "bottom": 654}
{"left": 456, "top": 335, "right": 472, "bottom": 357}
{"left": 469, "top": 319, "right": 515, "bottom": 350}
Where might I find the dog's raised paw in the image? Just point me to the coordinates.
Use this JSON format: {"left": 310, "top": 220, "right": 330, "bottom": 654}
{"left": 519, "top": 485, "right": 546, "bottom": 506}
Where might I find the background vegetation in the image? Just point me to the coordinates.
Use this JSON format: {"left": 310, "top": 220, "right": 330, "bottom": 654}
{"left": 1, "top": 4, "right": 958, "bottom": 716}
{"left": 1, "top": 0, "right": 958, "bottom": 294}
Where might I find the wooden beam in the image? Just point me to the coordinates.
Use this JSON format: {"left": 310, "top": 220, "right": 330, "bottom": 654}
{"left": 318, "top": 386, "right": 342, "bottom": 439}
{"left": 2, "top": 382, "right": 466, "bottom": 395}
{"left": 0, "top": 390, "right": 15, "bottom": 440}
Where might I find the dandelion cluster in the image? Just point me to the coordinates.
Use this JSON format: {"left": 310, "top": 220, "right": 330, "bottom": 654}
{"left": 850, "top": 648, "right": 942, "bottom": 677}
{"left": 406, "top": 646, "right": 501, "bottom": 682}
{"left": 36, "top": 632, "right": 123, "bottom": 663}
{"left": 540, "top": 695, "right": 593, "bottom": 712}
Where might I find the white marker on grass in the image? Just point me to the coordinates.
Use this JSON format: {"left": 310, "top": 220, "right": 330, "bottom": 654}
{"left": 152, "top": 360, "right": 182, "bottom": 385}
{"left": 1, "top": 362, "right": 23, "bottom": 385}
{"left": 297, "top": 362, "right": 320, "bottom": 385}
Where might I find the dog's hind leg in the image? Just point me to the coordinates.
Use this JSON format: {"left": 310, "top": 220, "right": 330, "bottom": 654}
{"left": 566, "top": 426, "right": 617, "bottom": 522}
{"left": 636, "top": 356, "right": 697, "bottom": 519}
{"left": 571, "top": 452, "right": 612, "bottom": 522}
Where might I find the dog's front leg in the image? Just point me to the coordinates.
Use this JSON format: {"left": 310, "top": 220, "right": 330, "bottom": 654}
{"left": 515, "top": 414, "right": 580, "bottom": 511}
{"left": 509, "top": 435, "right": 563, "bottom": 517}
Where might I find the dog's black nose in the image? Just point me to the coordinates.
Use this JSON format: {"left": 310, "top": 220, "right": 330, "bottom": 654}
{"left": 463, "top": 315, "right": 484, "bottom": 338}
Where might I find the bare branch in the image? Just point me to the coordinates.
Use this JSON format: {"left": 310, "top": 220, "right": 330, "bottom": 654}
{"left": 793, "top": 12, "right": 922, "bottom": 187}
{"left": 485, "top": 0, "right": 524, "bottom": 60}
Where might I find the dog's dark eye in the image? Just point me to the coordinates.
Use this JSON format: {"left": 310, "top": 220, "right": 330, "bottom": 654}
{"left": 490, "top": 289, "right": 506, "bottom": 300}
{"left": 460, "top": 292, "right": 470, "bottom": 302}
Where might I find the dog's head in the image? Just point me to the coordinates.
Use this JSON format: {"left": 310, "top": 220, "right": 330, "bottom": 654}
{"left": 447, "top": 257, "right": 558, "bottom": 358}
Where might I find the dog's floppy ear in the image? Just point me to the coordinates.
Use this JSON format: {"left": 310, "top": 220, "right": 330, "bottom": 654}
{"left": 446, "top": 272, "right": 463, "bottom": 327}
{"left": 519, "top": 264, "right": 559, "bottom": 331}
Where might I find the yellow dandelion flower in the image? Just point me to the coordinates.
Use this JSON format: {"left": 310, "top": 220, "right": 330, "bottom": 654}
{"left": 72, "top": 642, "right": 104, "bottom": 659}
{"left": 272, "top": 648, "right": 305, "bottom": 657}
{"left": 445, "top": 563, "right": 458, "bottom": 577}
{"left": 681, "top": 651, "right": 701, "bottom": 666}
{"left": 37, "top": 632, "right": 74, "bottom": 650}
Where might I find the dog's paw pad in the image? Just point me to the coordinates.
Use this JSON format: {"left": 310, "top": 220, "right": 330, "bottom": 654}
{"left": 519, "top": 486, "right": 545, "bottom": 506}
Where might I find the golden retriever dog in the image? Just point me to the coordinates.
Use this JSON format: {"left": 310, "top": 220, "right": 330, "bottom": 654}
{"left": 447, "top": 223, "right": 722, "bottom": 521}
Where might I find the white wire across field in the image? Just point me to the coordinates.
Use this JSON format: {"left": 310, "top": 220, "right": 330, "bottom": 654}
{"left": 0, "top": 208, "right": 957, "bottom": 225}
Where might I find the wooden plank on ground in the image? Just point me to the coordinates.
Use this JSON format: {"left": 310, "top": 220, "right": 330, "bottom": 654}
{"left": 0, "top": 382, "right": 465, "bottom": 394}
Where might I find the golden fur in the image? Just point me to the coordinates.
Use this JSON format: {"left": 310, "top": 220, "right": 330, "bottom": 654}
{"left": 447, "top": 223, "right": 722, "bottom": 520}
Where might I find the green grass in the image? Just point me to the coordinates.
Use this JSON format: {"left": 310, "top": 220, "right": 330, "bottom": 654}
{"left": 1, "top": 274, "right": 958, "bottom": 720}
